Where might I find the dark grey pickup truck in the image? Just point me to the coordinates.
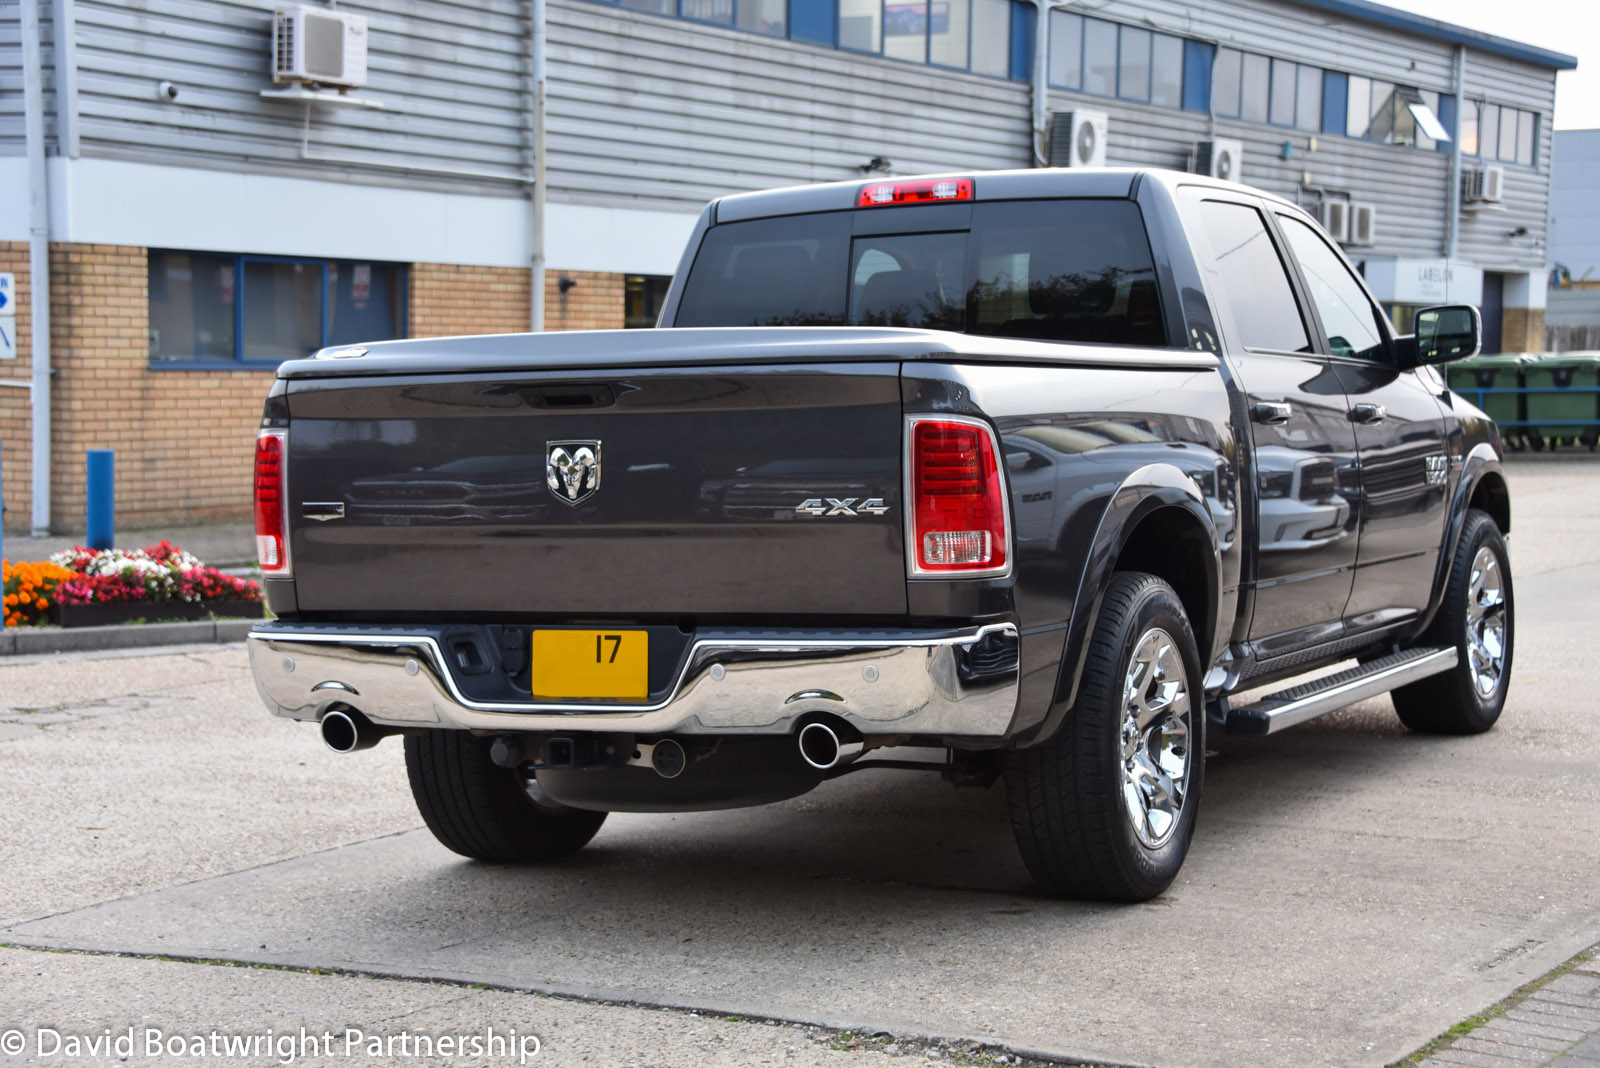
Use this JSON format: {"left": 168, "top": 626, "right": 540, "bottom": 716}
{"left": 247, "top": 168, "right": 1512, "bottom": 901}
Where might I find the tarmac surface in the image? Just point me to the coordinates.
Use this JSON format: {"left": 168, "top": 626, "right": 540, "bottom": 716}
{"left": 0, "top": 454, "right": 1597, "bottom": 1067}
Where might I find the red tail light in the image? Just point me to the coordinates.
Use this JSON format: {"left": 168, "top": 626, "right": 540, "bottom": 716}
{"left": 858, "top": 177, "right": 974, "bottom": 208}
{"left": 254, "top": 430, "right": 289, "bottom": 572}
{"left": 908, "top": 418, "right": 1009, "bottom": 575}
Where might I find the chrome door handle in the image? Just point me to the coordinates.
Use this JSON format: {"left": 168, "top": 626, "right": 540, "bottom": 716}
{"left": 1350, "top": 403, "right": 1387, "bottom": 424}
{"left": 1251, "top": 401, "right": 1293, "bottom": 425}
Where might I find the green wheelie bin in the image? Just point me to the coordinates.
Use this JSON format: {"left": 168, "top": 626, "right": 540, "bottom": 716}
{"left": 1523, "top": 351, "right": 1600, "bottom": 449}
{"left": 1447, "top": 352, "right": 1531, "bottom": 444}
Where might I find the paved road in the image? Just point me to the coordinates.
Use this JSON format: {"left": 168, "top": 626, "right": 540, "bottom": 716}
{"left": 1, "top": 455, "right": 1597, "bottom": 1068}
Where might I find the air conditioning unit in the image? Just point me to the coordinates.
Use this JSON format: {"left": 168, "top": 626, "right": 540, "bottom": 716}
{"left": 1196, "top": 139, "right": 1244, "bottom": 182}
{"left": 1463, "top": 164, "right": 1505, "bottom": 205}
{"left": 1318, "top": 200, "right": 1350, "bottom": 243}
{"left": 1349, "top": 202, "right": 1377, "bottom": 246}
{"left": 273, "top": 5, "right": 368, "bottom": 89}
{"left": 1049, "top": 109, "right": 1109, "bottom": 168}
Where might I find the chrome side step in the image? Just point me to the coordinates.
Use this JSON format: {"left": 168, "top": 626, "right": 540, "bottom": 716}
{"left": 1225, "top": 647, "right": 1458, "bottom": 736}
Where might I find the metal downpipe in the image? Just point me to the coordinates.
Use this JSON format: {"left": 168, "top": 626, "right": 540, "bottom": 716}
{"left": 1446, "top": 45, "right": 1465, "bottom": 260}
{"left": 529, "top": 0, "right": 547, "bottom": 332}
{"left": 20, "top": 0, "right": 53, "bottom": 535}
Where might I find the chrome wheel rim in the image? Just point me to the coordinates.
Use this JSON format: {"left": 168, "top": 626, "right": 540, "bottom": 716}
{"left": 1465, "top": 545, "right": 1508, "bottom": 698}
{"left": 1119, "top": 628, "right": 1193, "bottom": 849}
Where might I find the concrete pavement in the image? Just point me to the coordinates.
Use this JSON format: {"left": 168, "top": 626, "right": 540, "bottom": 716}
{"left": 0, "top": 455, "right": 1596, "bottom": 1067}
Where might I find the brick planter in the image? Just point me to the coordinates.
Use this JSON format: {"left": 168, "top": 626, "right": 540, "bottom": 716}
{"left": 50, "top": 600, "right": 265, "bottom": 628}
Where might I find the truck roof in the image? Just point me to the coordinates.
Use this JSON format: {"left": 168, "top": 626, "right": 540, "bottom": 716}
{"left": 711, "top": 167, "right": 1298, "bottom": 224}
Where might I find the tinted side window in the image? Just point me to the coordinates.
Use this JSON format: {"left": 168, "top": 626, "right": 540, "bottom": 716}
{"left": 966, "top": 199, "right": 1165, "bottom": 346}
{"left": 675, "top": 213, "right": 850, "bottom": 326}
{"left": 1276, "top": 215, "right": 1388, "bottom": 361}
{"left": 1198, "top": 201, "right": 1310, "bottom": 353}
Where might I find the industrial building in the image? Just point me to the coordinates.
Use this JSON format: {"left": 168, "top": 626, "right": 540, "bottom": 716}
{"left": 0, "top": 0, "right": 1577, "bottom": 531}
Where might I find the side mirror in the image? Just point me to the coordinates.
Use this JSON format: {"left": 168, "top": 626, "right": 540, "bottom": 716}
{"left": 1412, "top": 304, "right": 1481, "bottom": 365}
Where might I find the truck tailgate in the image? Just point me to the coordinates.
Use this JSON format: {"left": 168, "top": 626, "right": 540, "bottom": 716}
{"left": 283, "top": 363, "right": 906, "bottom": 618}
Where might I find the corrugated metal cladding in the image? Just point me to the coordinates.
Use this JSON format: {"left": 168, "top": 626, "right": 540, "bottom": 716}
{"left": 1546, "top": 289, "right": 1600, "bottom": 328}
{"left": 545, "top": 2, "right": 1031, "bottom": 212}
{"left": 1, "top": 0, "right": 531, "bottom": 192}
{"left": 1043, "top": 0, "right": 1554, "bottom": 273}
{"left": 1455, "top": 51, "right": 1557, "bottom": 274}
{"left": 0, "top": 0, "right": 1560, "bottom": 275}
{"left": 0, "top": 4, "right": 58, "bottom": 151}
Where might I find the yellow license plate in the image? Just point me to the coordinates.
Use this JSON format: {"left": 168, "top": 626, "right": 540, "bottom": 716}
{"left": 530, "top": 629, "right": 649, "bottom": 700}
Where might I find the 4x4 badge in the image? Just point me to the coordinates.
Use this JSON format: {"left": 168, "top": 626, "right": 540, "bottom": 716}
{"left": 795, "top": 497, "right": 889, "bottom": 517}
{"left": 547, "top": 441, "right": 601, "bottom": 505}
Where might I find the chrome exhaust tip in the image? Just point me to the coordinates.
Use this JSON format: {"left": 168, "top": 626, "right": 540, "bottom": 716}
{"left": 650, "top": 738, "right": 687, "bottom": 779}
{"left": 319, "top": 708, "right": 386, "bottom": 753}
{"left": 798, "top": 721, "right": 864, "bottom": 771}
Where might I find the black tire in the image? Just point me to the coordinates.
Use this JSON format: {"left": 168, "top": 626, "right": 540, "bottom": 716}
{"left": 1004, "top": 572, "right": 1204, "bottom": 902}
{"left": 405, "top": 731, "right": 607, "bottom": 863}
{"left": 1392, "top": 509, "right": 1513, "bottom": 735}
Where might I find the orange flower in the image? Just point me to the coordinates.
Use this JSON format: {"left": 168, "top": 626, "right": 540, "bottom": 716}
{"left": 2, "top": 560, "right": 76, "bottom": 627}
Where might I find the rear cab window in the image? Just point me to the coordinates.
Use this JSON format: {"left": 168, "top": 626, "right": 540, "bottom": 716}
{"left": 674, "top": 199, "right": 1168, "bottom": 347}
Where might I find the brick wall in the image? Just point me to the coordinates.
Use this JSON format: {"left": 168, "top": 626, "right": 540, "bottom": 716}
{"left": 545, "top": 270, "right": 625, "bottom": 331}
{"left": 406, "top": 265, "right": 624, "bottom": 334}
{"left": 48, "top": 244, "right": 274, "bottom": 531}
{"left": 0, "top": 242, "right": 33, "bottom": 535}
{"left": 1501, "top": 307, "right": 1546, "bottom": 354}
{"left": 408, "top": 263, "right": 532, "bottom": 338}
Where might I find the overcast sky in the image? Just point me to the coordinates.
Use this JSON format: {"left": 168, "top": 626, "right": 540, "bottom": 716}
{"left": 1387, "top": 0, "right": 1597, "bottom": 130}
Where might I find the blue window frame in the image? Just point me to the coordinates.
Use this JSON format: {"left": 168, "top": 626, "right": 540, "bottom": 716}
{"left": 791, "top": 0, "right": 836, "bottom": 43}
{"left": 148, "top": 251, "right": 407, "bottom": 369}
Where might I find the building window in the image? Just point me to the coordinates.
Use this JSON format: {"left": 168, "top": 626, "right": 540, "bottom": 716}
{"left": 633, "top": 0, "right": 785, "bottom": 34}
{"left": 148, "top": 252, "right": 406, "bottom": 367}
{"left": 840, "top": 0, "right": 1015, "bottom": 74}
{"left": 1212, "top": 48, "right": 1320, "bottom": 130}
{"left": 594, "top": 0, "right": 1025, "bottom": 75}
{"left": 625, "top": 275, "right": 672, "bottom": 328}
{"left": 1463, "top": 101, "right": 1538, "bottom": 166}
{"left": 1342, "top": 77, "right": 1453, "bottom": 150}
{"left": 1049, "top": 12, "right": 1191, "bottom": 110}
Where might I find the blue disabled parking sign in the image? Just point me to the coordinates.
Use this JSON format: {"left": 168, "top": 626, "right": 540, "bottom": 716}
{"left": 0, "top": 272, "right": 14, "bottom": 360}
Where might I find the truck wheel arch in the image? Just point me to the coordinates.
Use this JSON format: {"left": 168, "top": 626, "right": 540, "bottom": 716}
{"left": 1411, "top": 444, "right": 1509, "bottom": 639}
{"left": 1027, "top": 464, "right": 1222, "bottom": 747}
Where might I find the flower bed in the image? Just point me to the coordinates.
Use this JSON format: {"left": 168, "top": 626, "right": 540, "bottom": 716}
{"left": 2, "top": 542, "right": 262, "bottom": 628}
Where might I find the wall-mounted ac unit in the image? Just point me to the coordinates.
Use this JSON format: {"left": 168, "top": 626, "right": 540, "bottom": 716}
{"left": 1049, "top": 109, "right": 1109, "bottom": 168}
{"left": 1318, "top": 200, "right": 1350, "bottom": 243}
{"left": 273, "top": 5, "right": 368, "bottom": 89}
{"left": 1463, "top": 164, "right": 1505, "bottom": 205}
{"left": 1196, "top": 139, "right": 1244, "bottom": 182}
{"left": 1349, "top": 202, "right": 1377, "bottom": 246}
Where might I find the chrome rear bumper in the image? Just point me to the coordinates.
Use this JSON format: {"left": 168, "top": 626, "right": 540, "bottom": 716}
{"left": 246, "top": 623, "right": 1020, "bottom": 739}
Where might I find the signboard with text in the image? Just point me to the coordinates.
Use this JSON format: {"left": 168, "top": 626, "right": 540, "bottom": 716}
{"left": 1361, "top": 259, "right": 1484, "bottom": 306}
